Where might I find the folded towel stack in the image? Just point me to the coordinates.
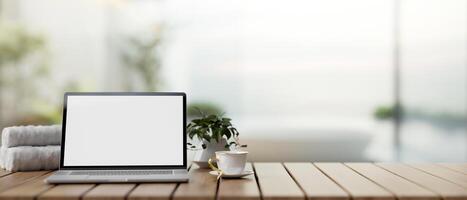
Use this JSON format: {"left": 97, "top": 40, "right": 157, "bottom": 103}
{"left": 0, "top": 125, "right": 61, "bottom": 172}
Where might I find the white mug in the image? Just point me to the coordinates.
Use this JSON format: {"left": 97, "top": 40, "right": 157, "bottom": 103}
{"left": 208, "top": 151, "right": 248, "bottom": 175}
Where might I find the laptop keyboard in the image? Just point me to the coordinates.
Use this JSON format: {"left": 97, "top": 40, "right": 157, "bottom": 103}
{"left": 70, "top": 170, "right": 173, "bottom": 176}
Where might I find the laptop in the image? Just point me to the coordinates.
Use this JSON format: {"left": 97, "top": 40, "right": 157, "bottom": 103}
{"left": 46, "top": 92, "right": 189, "bottom": 183}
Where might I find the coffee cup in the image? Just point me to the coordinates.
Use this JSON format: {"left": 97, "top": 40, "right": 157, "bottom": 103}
{"left": 208, "top": 151, "right": 248, "bottom": 175}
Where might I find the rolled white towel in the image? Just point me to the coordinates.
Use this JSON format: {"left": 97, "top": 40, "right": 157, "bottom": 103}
{"left": 1, "top": 125, "right": 61, "bottom": 148}
{"left": 0, "top": 147, "right": 6, "bottom": 169}
{"left": 0, "top": 146, "right": 60, "bottom": 172}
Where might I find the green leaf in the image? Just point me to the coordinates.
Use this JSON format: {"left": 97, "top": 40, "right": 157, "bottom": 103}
{"left": 203, "top": 135, "right": 211, "bottom": 142}
{"left": 191, "top": 119, "right": 202, "bottom": 124}
{"left": 224, "top": 128, "right": 231, "bottom": 139}
{"left": 213, "top": 129, "right": 219, "bottom": 142}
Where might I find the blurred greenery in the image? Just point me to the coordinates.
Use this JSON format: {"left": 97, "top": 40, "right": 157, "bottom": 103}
{"left": 0, "top": 22, "right": 50, "bottom": 126}
{"left": 120, "top": 27, "right": 163, "bottom": 91}
{"left": 0, "top": 23, "right": 45, "bottom": 65}
{"left": 187, "top": 102, "right": 223, "bottom": 118}
{"left": 408, "top": 109, "right": 466, "bottom": 130}
{"left": 373, "top": 104, "right": 466, "bottom": 130}
{"left": 374, "top": 105, "right": 396, "bottom": 120}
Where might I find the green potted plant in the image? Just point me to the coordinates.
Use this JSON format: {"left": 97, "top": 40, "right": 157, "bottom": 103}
{"left": 187, "top": 112, "right": 241, "bottom": 168}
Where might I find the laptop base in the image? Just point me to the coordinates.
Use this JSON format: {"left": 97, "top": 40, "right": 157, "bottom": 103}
{"left": 45, "top": 170, "right": 189, "bottom": 183}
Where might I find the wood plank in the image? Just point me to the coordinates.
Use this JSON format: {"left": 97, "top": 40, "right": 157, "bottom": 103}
{"left": 314, "top": 163, "right": 394, "bottom": 200}
{"left": 284, "top": 163, "right": 348, "bottom": 200}
{"left": 0, "top": 171, "right": 49, "bottom": 193}
{"left": 438, "top": 164, "right": 467, "bottom": 175}
{"left": 82, "top": 184, "right": 136, "bottom": 200}
{"left": 217, "top": 163, "right": 260, "bottom": 200}
{"left": 345, "top": 163, "right": 438, "bottom": 200}
{"left": 254, "top": 162, "right": 305, "bottom": 200}
{"left": 127, "top": 183, "right": 176, "bottom": 200}
{"left": 128, "top": 163, "right": 193, "bottom": 200}
{"left": 0, "top": 171, "right": 12, "bottom": 178}
{"left": 0, "top": 172, "right": 53, "bottom": 200}
{"left": 377, "top": 163, "right": 467, "bottom": 200}
{"left": 38, "top": 184, "right": 95, "bottom": 200}
{"left": 172, "top": 165, "right": 218, "bottom": 200}
{"left": 409, "top": 164, "right": 467, "bottom": 189}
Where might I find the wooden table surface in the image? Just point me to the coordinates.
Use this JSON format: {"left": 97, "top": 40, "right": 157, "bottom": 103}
{"left": 0, "top": 163, "right": 465, "bottom": 200}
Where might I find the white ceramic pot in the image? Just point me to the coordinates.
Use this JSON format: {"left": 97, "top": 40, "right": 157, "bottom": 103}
{"left": 193, "top": 138, "right": 228, "bottom": 168}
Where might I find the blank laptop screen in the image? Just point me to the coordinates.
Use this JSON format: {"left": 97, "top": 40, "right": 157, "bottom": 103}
{"left": 62, "top": 94, "right": 184, "bottom": 167}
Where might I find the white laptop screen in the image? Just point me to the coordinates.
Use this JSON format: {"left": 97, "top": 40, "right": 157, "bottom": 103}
{"left": 62, "top": 94, "right": 185, "bottom": 167}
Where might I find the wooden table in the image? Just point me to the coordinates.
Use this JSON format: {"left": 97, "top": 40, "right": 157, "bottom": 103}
{"left": 0, "top": 163, "right": 466, "bottom": 200}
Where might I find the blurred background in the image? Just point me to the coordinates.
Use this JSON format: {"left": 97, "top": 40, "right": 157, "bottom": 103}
{"left": 0, "top": 0, "right": 465, "bottom": 162}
